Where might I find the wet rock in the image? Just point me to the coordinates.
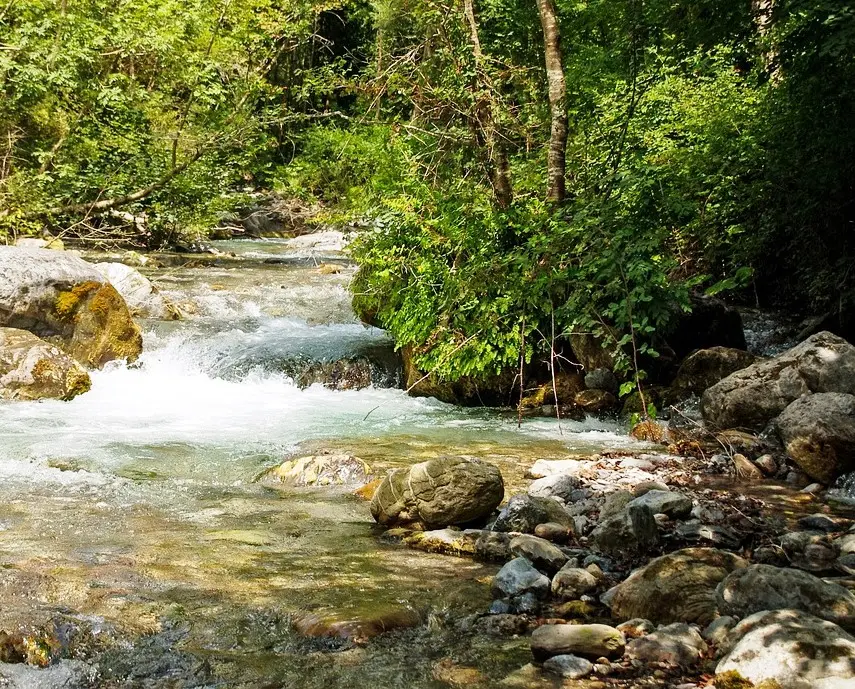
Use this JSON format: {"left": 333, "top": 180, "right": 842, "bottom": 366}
{"left": 94, "top": 262, "right": 178, "bottom": 320}
{"left": 604, "top": 548, "right": 748, "bottom": 626}
{"left": 492, "top": 558, "right": 550, "bottom": 599}
{"left": 716, "top": 563, "right": 855, "bottom": 630}
{"left": 701, "top": 331, "right": 855, "bottom": 431}
{"left": 836, "top": 553, "right": 855, "bottom": 575}
{"left": 551, "top": 566, "right": 598, "bottom": 601}
{"left": 584, "top": 368, "right": 618, "bottom": 394}
{"left": 615, "top": 618, "right": 654, "bottom": 638}
{"left": 475, "top": 531, "right": 512, "bottom": 562}
{"left": 475, "top": 613, "right": 528, "bottom": 636}
{"left": 370, "top": 456, "right": 504, "bottom": 528}
{"left": 493, "top": 494, "right": 574, "bottom": 533}
{"left": 669, "top": 347, "right": 759, "bottom": 399}
{"left": 266, "top": 453, "right": 372, "bottom": 487}
{"left": 0, "top": 327, "right": 91, "bottom": 400}
{"left": 509, "top": 535, "right": 567, "bottom": 574}
{"left": 403, "top": 528, "right": 478, "bottom": 556}
{"left": 574, "top": 389, "right": 617, "bottom": 414}
{"left": 0, "top": 660, "right": 96, "bottom": 688}
{"left": 534, "top": 522, "right": 573, "bottom": 544}
{"left": 716, "top": 609, "right": 855, "bottom": 689}
{"left": 530, "top": 623, "right": 626, "bottom": 661}
{"left": 527, "top": 474, "right": 580, "bottom": 502}
{"left": 625, "top": 623, "right": 707, "bottom": 667}
{"left": 541, "top": 654, "right": 593, "bottom": 679}
{"left": 0, "top": 246, "right": 143, "bottom": 367}
{"left": 590, "top": 504, "right": 659, "bottom": 556}
{"left": 776, "top": 392, "right": 855, "bottom": 484}
{"left": 626, "top": 489, "right": 693, "bottom": 519}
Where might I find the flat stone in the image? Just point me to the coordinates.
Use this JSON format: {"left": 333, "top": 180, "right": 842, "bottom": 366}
{"left": 531, "top": 623, "right": 626, "bottom": 661}
{"left": 626, "top": 490, "right": 693, "bottom": 519}
{"left": 541, "top": 654, "right": 593, "bottom": 679}
{"left": 528, "top": 474, "right": 581, "bottom": 502}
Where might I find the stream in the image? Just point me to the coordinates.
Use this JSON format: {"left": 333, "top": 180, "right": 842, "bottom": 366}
{"left": 0, "top": 236, "right": 639, "bottom": 687}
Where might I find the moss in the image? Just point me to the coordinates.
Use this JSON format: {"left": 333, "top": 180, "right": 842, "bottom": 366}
{"left": 53, "top": 281, "right": 100, "bottom": 319}
{"left": 712, "top": 670, "right": 755, "bottom": 689}
{"left": 64, "top": 366, "right": 92, "bottom": 400}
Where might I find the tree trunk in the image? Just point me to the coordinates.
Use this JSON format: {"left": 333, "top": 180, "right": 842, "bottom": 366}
{"left": 536, "top": 0, "right": 567, "bottom": 203}
{"left": 463, "top": 0, "right": 512, "bottom": 208}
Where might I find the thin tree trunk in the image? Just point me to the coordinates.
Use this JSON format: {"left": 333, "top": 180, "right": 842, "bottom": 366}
{"left": 462, "top": 0, "right": 512, "bottom": 208}
{"left": 535, "top": 0, "right": 567, "bottom": 203}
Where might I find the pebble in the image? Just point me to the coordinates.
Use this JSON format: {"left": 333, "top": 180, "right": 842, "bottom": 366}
{"left": 541, "top": 654, "right": 593, "bottom": 679}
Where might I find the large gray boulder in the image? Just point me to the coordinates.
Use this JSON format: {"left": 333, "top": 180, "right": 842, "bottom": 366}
{"left": 775, "top": 392, "right": 855, "bottom": 483}
{"left": 603, "top": 548, "right": 747, "bottom": 626}
{"left": 0, "top": 247, "right": 142, "bottom": 368}
{"left": 94, "top": 262, "right": 178, "bottom": 320}
{"left": 0, "top": 327, "right": 91, "bottom": 401}
{"left": 716, "top": 609, "right": 855, "bottom": 689}
{"left": 701, "top": 331, "right": 855, "bottom": 431}
{"left": 370, "top": 456, "right": 504, "bottom": 528}
{"left": 716, "top": 564, "right": 855, "bottom": 630}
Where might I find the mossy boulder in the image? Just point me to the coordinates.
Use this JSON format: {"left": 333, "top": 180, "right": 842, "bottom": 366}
{"left": 0, "top": 327, "right": 91, "bottom": 400}
{"left": 0, "top": 246, "right": 142, "bottom": 368}
{"left": 603, "top": 548, "right": 748, "bottom": 626}
{"left": 370, "top": 456, "right": 504, "bottom": 528}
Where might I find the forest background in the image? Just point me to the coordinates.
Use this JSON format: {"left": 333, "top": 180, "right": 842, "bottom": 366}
{"left": 1, "top": 0, "right": 853, "bottom": 386}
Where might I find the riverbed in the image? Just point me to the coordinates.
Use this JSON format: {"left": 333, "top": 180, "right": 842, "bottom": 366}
{"left": 0, "top": 237, "right": 639, "bottom": 687}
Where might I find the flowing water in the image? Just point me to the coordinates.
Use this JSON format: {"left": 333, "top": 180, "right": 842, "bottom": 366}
{"left": 0, "top": 237, "right": 637, "bottom": 687}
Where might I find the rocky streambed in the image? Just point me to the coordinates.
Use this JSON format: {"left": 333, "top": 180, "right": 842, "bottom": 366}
{"left": 1, "top": 237, "right": 855, "bottom": 688}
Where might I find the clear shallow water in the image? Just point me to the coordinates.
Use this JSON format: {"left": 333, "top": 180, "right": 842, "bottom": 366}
{"left": 0, "top": 239, "right": 635, "bottom": 687}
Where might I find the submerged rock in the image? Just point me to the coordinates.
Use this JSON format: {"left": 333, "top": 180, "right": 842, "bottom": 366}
{"left": 716, "top": 609, "right": 855, "bottom": 689}
{"left": 0, "top": 246, "right": 142, "bottom": 368}
{"left": 292, "top": 605, "right": 420, "bottom": 641}
{"left": 715, "top": 563, "right": 855, "bottom": 630}
{"left": 370, "top": 456, "right": 504, "bottom": 528}
{"left": 701, "top": 331, "right": 855, "bottom": 431}
{"left": 0, "top": 327, "right": 91, "bottom": 400}
{"left": 603, "top": 548, "right": 747, "bottom": 626}
{"left": 775, "top": 392, "right": 855, "bottom": 483}
{"left": 265, "top": 453, "right": 372, "bottom": 487}
{"left": 530, "top": 623, "right": 626, "bottom": 661}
